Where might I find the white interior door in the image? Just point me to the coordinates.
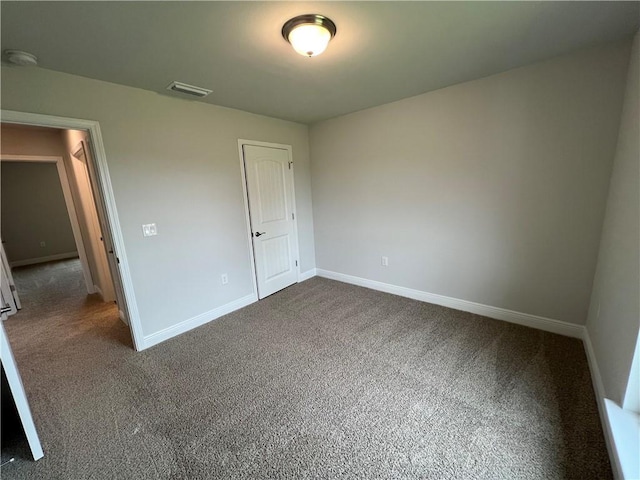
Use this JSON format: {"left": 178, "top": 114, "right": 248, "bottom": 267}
{"left": 0, "top": 241, "right": 21, "bottom": 311}
{"left": 1, "top": 273, "right": 18, "bottom": 320}
{"left": 1, "top": 321, "right": 44, "bottom": 460}
{"left": 243, "top": 144, "right": 299, "bottom": 299}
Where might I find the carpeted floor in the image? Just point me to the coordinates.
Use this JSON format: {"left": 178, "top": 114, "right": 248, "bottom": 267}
{"left": 1, "top": 259, "right": 611, "bottom": 479}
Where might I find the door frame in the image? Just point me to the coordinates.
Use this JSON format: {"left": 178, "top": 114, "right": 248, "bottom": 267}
{"left": 1, "top": 109, "right": 144, "bottom": 351}
{"left": 70, "top": 139, "right": 116, "bottom": 302}
{"left": 237, "top": 139, "right": 301, "bottom": 299}
{"left": 0, "top": 154, "right": 96, "bottom": 294}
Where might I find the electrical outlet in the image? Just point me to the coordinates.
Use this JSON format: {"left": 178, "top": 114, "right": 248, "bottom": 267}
{"left": 40, "top": 241, "right": 46, "bottom": 247}
{"left": 221, "top": 274, "right": 228, "bottom": 285}
{"left": 142, "top": 223, "right": 157, "bottom": 237}
{"left": 381, "top": 256, "right": 389, "bottom": 267}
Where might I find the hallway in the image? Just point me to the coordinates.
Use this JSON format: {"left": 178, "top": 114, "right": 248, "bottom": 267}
{"left": 4, "top": 258, "right": 129, "bottom": 352}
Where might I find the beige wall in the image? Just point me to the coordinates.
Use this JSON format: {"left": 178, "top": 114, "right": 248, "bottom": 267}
{"left": 586, "top": 33, "right": 640, "bottom": 406}
{"left": 1, "top": 161, "right": 77, "bottom": 263}
{"left": 0, "top": 126, "right": 78, "bottom": 264}
{"left": 310, "top": 41, "right": 630, "bottom": 325}
{"left": 1, "top": 67, "right": 315, "bottom": 338}
{"left": 1, "top": 125, "right": 66, "bottom": 157}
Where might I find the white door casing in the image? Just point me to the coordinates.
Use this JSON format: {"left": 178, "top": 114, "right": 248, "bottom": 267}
{"left": 72, "top": 140, "right": 116, "bottom": 302}
{"left": 1, "top": 109, "right": 144, "bottom": 351}
{"left": 242, "top": 143, "right": 299, "bottom": 299}
{"left": 77, "top": 138, "right": 130, "bottom": 325}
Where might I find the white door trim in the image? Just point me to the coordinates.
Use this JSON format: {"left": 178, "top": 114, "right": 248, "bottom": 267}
{"left": 0, "top": 154, "right": 96, "bottom": 294}
{"left": 237, "top": 139, "right": 301, "bottom": 300}
{"left": 1, "top": 109, "right": 144, "bottom": 351}
{"left": 71, "top": 140, "right": 116, "bottom": 302}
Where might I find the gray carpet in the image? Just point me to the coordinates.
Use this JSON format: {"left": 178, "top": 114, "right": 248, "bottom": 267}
{"left": 1, "top": 259, "right": 611, "bottom": 479}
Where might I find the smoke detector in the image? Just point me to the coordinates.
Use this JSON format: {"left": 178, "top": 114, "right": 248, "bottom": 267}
{"left": 3, "top": 50, "right": 38, "bottom": 66}
{"left": 165, "top": 81, "right": 212, "bottom": 98}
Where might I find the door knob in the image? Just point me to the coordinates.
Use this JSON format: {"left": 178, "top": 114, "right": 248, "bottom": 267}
{"left": 254, "top": 232, "right": 266, "bottom": 237}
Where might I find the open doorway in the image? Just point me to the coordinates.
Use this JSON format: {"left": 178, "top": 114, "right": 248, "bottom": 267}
{"left": 0, "top": 111, "right": 144, "bottom": 465}
{"left": 0, "top": 123, "right": 133, "bottom": 348}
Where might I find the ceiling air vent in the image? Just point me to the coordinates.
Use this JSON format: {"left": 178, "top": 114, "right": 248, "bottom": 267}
{"left": 166, "top": 81, "right": 212, "bottom": 98}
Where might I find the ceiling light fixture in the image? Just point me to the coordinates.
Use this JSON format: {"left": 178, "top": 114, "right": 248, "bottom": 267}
{"left": 282, "top": 14, "right": 336, "bottom": 57}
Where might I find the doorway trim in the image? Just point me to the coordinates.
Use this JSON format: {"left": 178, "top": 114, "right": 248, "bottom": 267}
{"left": 70, "top": 139, "right": 116, "bottom": 303}
{"left": 0, "top": 154, "right": 96, "bottom": 294}
{"left": 237, "top": 139, "right": 301, "bottom": 300}
{"left": 1, "top": 109, "right": 144, "bottom": 351}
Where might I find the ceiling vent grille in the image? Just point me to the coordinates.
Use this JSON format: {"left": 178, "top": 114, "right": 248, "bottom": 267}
{"left": 166, "top": 81, "right": 212, "bottom": 98}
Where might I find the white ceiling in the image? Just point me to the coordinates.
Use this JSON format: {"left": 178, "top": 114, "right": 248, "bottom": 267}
{"left": 1, "top": 2, "right": 638, "bottom": 124}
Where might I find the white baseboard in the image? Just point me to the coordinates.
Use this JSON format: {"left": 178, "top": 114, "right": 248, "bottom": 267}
{"left": 315, "top": 269, "right": 584, "bottom": 339}
{"left": 118, "top": 310, "right": 128, "bottom": 326}
{"left": 299, "top": 268, "right": 317, "bottom": 281}
{"left": 583, "top": 329, "right": 608, "bottom": 412}
{"left": 583, "top": 329, "right": 625, "bottom": 480}
{"left": 142, "top": 293, "right": 258, "bottom": 350}
{"left": 10, "top": 252, "right": 79, "bottom": 268}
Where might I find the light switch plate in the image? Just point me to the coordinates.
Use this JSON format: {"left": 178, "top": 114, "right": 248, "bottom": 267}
{"left": 142, "top": 223, "right": 157, "bottom": 237}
